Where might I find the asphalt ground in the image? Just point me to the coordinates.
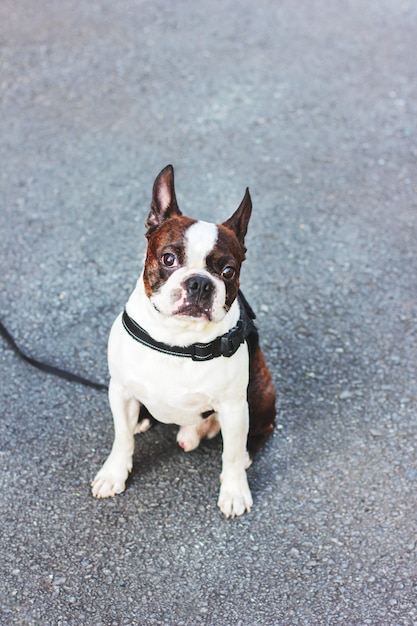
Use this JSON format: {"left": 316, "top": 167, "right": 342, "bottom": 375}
{"left": 1, "top": 1, "right": 416, "bottom": 624}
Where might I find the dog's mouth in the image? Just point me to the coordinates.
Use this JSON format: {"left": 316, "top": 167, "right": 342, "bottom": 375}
{"left": 174, "top": 303, "right": 213, "bottom": 321}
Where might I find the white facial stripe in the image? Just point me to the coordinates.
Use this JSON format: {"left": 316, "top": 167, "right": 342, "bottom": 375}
{"left": 185, "top": 221, "right": 218, "bottom": 269}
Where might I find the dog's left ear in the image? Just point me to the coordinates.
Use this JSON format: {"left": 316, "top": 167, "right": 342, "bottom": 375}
{"left": 146, "top": 165, "right": 182, "bottom": 234}
{"left": 222, "top": 188, "right": 252, "bottom": 249}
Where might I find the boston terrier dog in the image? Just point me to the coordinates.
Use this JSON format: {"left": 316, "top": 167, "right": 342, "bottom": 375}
{"left": 92, "top": 165, "right": 276, "bottom": 517}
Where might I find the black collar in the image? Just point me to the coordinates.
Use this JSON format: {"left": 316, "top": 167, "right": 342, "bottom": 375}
{"left": 121, "top": 291, "right": 257, "bottom": 362}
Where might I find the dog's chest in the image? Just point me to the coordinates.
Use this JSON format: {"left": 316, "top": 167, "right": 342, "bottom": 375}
{"left": 108, "top": 316, "right": 248, "bottom": 426}
{"left": 123, "top": 360, "right": 223, "bottom": 425}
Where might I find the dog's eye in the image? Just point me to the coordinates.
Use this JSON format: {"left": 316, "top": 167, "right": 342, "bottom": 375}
{"left": 222, "top": 266, "right": 236, "bottom": 280}
{"left": 161, "top": 252, "right": 177, "bottom": 268}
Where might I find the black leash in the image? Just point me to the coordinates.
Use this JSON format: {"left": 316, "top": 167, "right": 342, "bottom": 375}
{"left": 0, "top": 318, "right": 108, "bottom": 391}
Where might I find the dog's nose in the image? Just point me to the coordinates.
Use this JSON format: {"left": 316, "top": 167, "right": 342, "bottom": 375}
{"left": 185, "top": 275, "right": 214, "bottom": 303}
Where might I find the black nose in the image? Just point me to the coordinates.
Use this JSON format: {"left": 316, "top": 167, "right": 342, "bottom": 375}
{"left": 185, "top": 275, "right": 214, "bottom": 303}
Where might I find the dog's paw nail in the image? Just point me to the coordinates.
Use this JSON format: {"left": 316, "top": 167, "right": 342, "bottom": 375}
{"left": 218, "top": 493, "right": 252, "bottom": 518}
{"left": 218, "top": 476, "right": 253, "bottom": 518}
{"left": 91, "top": 466, "right": 129, "bottom": 498}
{"left": 92, "top": 480, "right": 124, "bottom": 498}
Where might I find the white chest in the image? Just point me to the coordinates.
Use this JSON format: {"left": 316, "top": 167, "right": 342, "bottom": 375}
{"left": 107, "top": 315, "right": 249, "bottom": 426}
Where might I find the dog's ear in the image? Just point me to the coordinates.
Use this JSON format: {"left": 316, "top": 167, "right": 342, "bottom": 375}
{"left": 146, "top": 165, "right": 182, "bottom": 233}
{"left": 222, "top": 188, "right": 252, "bottom": 249}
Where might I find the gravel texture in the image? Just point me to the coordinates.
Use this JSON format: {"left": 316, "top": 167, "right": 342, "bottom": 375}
{"left": 1, "top": 1, "right": 416, "bottom": 624}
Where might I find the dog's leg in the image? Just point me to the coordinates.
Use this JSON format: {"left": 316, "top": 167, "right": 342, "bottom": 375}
{"left": 176, "top": 413, "right": 220, "bottom": 451}
{"left": 217, "top": 401, "right": 253, "bottom": 518}
{"left": 91, "top": 379, "right": 139, "bottom": 498}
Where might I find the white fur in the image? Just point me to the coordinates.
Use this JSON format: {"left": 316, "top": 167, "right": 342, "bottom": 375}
{"left": 185, "top": 221, "right": 218, "bottom": 269}
{"left": 92, "top": 221, "right": 252, "bottom": 517}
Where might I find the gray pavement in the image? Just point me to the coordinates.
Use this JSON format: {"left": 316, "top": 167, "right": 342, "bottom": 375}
{"left": 1, "top": 1, "right": 416, "bottom": 624}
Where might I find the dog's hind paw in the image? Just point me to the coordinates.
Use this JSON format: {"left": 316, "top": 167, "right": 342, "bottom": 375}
{"left": 134, "top": 417, "right": 152, "bottom": 435}
{"left": 177, "top": 415, "right": 220, "bottom": 452}
{"left": 217, "top": 474, "right": 253, "bottom": 518}
{"left": 177, "top": 424, "right": 201, "bottom": 451}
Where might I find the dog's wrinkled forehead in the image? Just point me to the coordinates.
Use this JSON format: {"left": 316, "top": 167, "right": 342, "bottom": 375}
{"left": 149, "top": 216, "right": 244, "bottom": 269}
{"left": 147, "top": 215, "right": 217, "bottom": 260}
{"left": 146, "top": 214, "right": 192, "bottom": 256}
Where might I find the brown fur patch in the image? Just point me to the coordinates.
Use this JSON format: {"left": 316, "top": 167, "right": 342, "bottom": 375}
{"left": 206, "top": 224, "right": 245, "bottom": 310}
{"left": 247, "top": 345, "right": 276, "bottom": 455}
{"left": 143, "top": 215, "right": 196, "bottom": 297}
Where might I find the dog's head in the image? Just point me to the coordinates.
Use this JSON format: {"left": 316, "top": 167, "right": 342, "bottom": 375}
{"left": 142, "top": 165, "right": 252, "bottom": 324}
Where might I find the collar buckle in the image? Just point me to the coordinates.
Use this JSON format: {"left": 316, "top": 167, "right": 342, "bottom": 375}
{"left": 220, "top": 321, "right": 244, "bottom": 357}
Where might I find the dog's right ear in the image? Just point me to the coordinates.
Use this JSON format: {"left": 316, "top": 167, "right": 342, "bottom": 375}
{"left": 146, "top": 165, "right": 182, "bottom": 234}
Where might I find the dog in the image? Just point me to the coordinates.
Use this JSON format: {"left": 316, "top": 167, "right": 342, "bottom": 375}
{"left": 91, "top": 165, "right": 276, "bottom": 517}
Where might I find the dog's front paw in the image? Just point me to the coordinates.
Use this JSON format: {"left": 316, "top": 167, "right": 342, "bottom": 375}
{"left": 217, "top": 473, "right": 253, "bottom": 518}
{"left": 91, "top": 456, "right": 132, "bottom": 498}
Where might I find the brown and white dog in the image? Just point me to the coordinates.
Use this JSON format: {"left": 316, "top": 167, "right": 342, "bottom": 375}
{"left": 92, "top": 165, "right": 276, "bottom": 517}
